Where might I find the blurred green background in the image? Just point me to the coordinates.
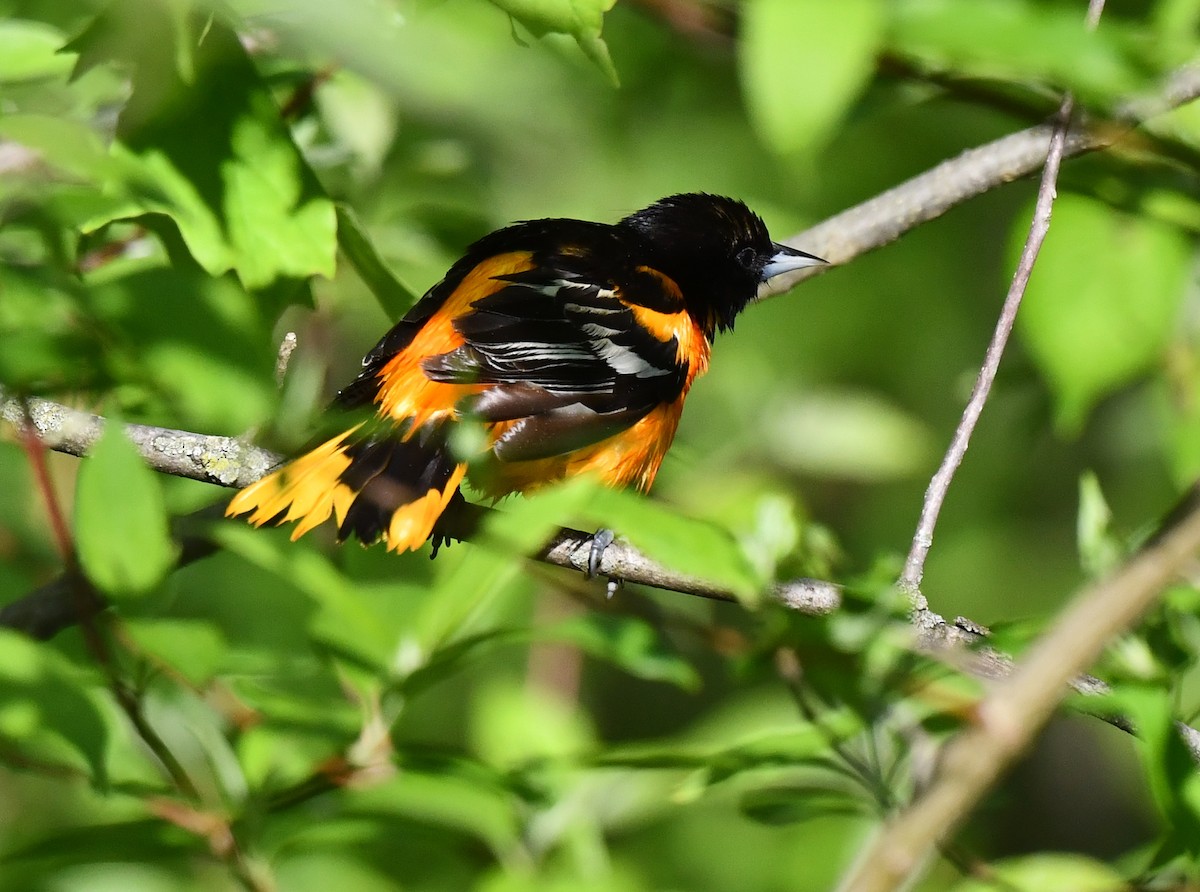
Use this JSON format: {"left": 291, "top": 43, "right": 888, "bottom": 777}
{"left": 2, "top": 0, "right": 1199, "bottom": 888}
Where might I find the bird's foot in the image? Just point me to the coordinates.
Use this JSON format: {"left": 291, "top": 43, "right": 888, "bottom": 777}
{"left": 586, "top": 528, "right": 622, "bottom": 599}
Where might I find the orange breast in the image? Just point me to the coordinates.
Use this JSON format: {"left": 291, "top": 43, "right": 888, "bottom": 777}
{"left": 478, "top": 306, "right": 711, "bottom": 497}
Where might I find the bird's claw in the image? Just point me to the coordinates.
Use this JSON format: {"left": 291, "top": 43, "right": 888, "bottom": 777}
{"left": 586, "top": 528, "right": 622, "bottom": 599}
{"left": 587, "top": 528, "right": 614, "bottom": 578}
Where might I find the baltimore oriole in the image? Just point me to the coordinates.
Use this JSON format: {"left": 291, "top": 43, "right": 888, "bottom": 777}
{"left": 227, "top": 193, "right": 823, "bottom": 561}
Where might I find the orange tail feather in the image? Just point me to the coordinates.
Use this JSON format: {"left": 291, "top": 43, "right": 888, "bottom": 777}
{"left": 226, "top": 424, "right": 466, "bottom": 553}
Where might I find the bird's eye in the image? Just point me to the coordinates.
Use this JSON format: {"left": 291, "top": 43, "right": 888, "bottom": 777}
{"left": 735, "top": 247, "right": 757, "bottom": 269}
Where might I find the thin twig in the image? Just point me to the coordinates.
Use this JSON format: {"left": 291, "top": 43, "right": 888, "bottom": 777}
{"left": 17, "top": 402, "right": 76, "bottom": 567}
{"left": 13, "top": 401, "right": 202, "bottom": 799}
{"left": 898, "top": 93, "right": 1076, "bottom": 599}
{"left": 838, "top": 412, "right": 1200, "bottom": 892}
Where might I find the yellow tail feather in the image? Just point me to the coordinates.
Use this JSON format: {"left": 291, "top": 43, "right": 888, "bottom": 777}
{"left": 227, "top": 425, "right": 467, "bottom": 552}
{"left": 227, "top": 428, "right": 358, "bottom": 539}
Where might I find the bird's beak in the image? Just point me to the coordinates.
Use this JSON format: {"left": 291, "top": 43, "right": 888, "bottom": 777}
{"left": 760, "top": 242, "right": 827, "bottom": 282}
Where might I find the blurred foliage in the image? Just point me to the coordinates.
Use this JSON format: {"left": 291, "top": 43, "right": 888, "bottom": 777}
{"left": 1, "top": 0, "right": 1199, "bottom": 889}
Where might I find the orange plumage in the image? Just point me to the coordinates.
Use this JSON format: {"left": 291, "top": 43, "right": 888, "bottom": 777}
{"left": 227, "top": 194, "right": 822, "bottom": 553}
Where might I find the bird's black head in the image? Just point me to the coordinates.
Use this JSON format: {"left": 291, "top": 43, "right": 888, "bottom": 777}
{"left": 618, "top": 193, "right": 824, "bottom": 335}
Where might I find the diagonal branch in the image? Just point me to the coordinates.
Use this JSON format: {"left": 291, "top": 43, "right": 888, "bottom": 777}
{"left": 838, "top": 455, "right": 1200, "bottom": 892}
{"left": 762, "top": 61, "right": 1200, "bottom": 295}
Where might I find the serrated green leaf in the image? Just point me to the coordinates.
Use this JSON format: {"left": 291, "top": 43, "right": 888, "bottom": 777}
{"left": 1016, "top": 195, "right": 1190, "bottom": 434}
{"left": 74, "top": 421, "right": 177, "bottom": 597}
{"left": 740, "top": 0, "right": 884, "bottom": 155}
{"left": 0, "top": 20, "right": 74, "bottom": 83}
{"left": 336, "top": 204, "right": 421, "bottom": 321}
{"left": 487, "top": 0, "right": 619, "bottom": 85}
{"left": 70, "top": 4, "right": 336, "bottom": 290}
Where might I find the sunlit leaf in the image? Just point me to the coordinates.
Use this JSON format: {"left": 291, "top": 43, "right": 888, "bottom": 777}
{"left": 580, "top": 486, "right": 762, "bottom": 603}
{"left": 65, "top": 2, "right": 336, "bottom": 290}
{"left": 951, "top": 853, "right": 1127, "bottom": 892}
{"left": 472, "top": 679, "right": 594, "bottom": 769}
{"left": 122, "top": 618, "right": 229, "bottom": 685}
{"left": 336, "top": 204, "right": 421, "bottom": 321}
{"left": 892, "top": 0, "right": 1151, "bottom": 106}
{"left": 1016, "top": 194, "right": 1190, "bottom": 433}
{"left": 740, "top": 0, "right": 884, "bottom": 155}
{"left": 0, "top": 21, "right": 74, "bottom": 83}
{"left": 74, "top": 421, "right": 177, "bottom": 597}
{"left": 1076, "top": 472, "right": 1122, "bottom": 579}
{"left": 487, "top": 0, "right": 619, "bottom": 85}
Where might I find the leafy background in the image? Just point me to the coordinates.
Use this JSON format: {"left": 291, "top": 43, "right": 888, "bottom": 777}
{"left": 2, "top": 0, "right": 1199, "bottom": 888}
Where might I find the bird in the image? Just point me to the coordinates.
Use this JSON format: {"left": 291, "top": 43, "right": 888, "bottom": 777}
{"left": 226, "top": 193, "right": 824, "bottom": 568}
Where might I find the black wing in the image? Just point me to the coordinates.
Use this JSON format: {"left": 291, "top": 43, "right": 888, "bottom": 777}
{"left": 423, "top": 267, "right": 689, "bottom": 462}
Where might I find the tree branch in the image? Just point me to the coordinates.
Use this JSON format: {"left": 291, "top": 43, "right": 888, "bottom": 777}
{"left": 2, "top": 55, "right": 1198, "bottom": 693}
{"left": 0, "top": 389, "right": 841, "bottom": 639}
{"left": 761, "top": 60, "right": 1200, "bottom": 296}
{"left": 838, "top": 456, "right": 1200, "bottom": 892}
{"left": 0, "top": 394, "right": 277, "bottom": 489}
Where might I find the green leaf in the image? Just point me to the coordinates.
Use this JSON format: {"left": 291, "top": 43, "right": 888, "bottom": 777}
{"left": 740, "top": 0, "right": 885, "bottom": 155}
{"left": 74, "top": 421, "right": 177, "bottom": 597}
{"left": 951, "top": 854, "right": 1126, "bottom": 892}
{"left": 0, "top": 114, "right": 119, "bottom": 182}
{"left": 1089, "top": 684, "right": 1200, "bottom": 849}
{"left": 0, "top": 20, "right": 74, "bottom": 83}
{"left": 336, "top": 765, "right": 522, "bottom": 857}
{"left": 273, "top": 854, "right": 398, "bottom": 892}
{"left": 763, "top": 390, "right": 933, "bottom": 482}
{"left": 336, "top": 204, "right": 421, "bottom": 321}
{"left": 1076, "top": 472, "right": 1121, "bottom": 579}
{"left": 210, "top": 523, "right": 404, "bottom": 673}
{"left": 740, "top": 785, "right": 870, "bottom": 826}
{"left": 412, "top": 476, "right": 601, "bottom": 655}
{"left": 0, "top": 629, "right": 110, "bottom": 784}
{"left": 122, "top": 618, "right": 228, "bottom": 685}
{"left": 67, "top": 2, "right": 336, "bottom": 290}
{"left": 83, "top": 245, "right": 277, "bottom": 434}
{"left": 892, "top": 0, "right": 1150, "bottom": 106}
{"left": 1016, "top": 195, "right": 1190, "bottom": 433}
{"left": 487, "top": 0, "right": 619, "bottom": 85}
{"left": 472, "top": 679, "right": 594, "bottom": 769}
{"left": 540, "top": 613, "right": 701, "bottom": 691}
